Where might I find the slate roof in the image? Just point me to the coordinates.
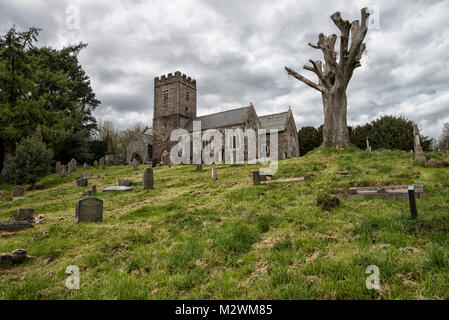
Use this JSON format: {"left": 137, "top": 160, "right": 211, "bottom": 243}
{"left": 259, "top": 111, "right": 289, "bottom": 132}
{"left": 183, "top": 106, "right": 251, "bottom": 132}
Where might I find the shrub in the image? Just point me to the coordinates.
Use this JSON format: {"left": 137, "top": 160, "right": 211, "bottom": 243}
{"left": 1, "top": 136, "right": 53, "bottom": 187}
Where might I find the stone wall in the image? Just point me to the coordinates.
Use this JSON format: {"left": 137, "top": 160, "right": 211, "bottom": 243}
{"left": 126, "top": 134, "right": 152, "bottom": 164}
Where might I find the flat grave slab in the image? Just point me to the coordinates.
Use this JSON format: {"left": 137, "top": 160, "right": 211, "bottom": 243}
{"left": 342, "top": 184, "right": 425, "bottom": 200}
{"left": 102, "top": 186, "right": 134, "bottom": 192}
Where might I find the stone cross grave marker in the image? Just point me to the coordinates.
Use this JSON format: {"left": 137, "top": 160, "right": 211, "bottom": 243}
{"left": 75, "top": 198, "right": 103, "bottom": 223}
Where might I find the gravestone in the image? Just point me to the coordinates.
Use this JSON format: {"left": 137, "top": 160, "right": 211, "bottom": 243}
{"left": 99, "top": 157, "right": 105, "bottom": 167}
{"left": 60, "top": 165, "right": 67, "bottom": 177}
{"left": 94, "top": 160, "right": 99, "bottom": 169}
{"left": 161, "top": 150, "right": 170, "bottom": 165}
{"left": 211, "top": 167, "right": 217, "bottom": 180}
{"left": 55, "top": 161, "right": 61, "bottom": 174}
{"left": 116, "top": 179, "right": 129, "bottom": 187}
{"left": 132, "top": 159, "right": 139, "bottom": 170}
{"left": 252, "top": 171, "right": 261, "bottom": 185}
{"left": 12, "top": 186, "right": 25, "bottom": 198}
{"left": 413, "top": 124, "right": 427, "bottom": 163}
{"left": 366, "top": 138, "right": 371, "bottom": 152}
{"left": 113, "top": 154, "right": 120, "bottom": 166}
{"left": 410, "top": 150, "right": 414, "bottom": 160}
{"left": 83, "top": 163, "right": 89, "bottom": 170}
{"left": 196, "top": 164, "right": 202, "bottom": 171}
{"left": 91, "top": 185, "right": 97, "bottom": 196}
{"left": 143, "top": 168, "right": 154, "bottom": 189}
{"left": 68, "top": 159, "right": 77, "bottom": 173}
{"left": 75, "top": 198, "right": 103, "bottom": 223}
{"left": 76, "top": 178, "right": 88, "bottom": 187}
{"left": 80, "top": 172, "right": 92, "bottom": 179}
{"left": 15, "top": 209, "right": 34, "bottom": 222}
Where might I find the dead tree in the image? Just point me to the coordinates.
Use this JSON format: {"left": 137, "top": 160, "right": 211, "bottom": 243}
{"left": 286, "top": 8, "right": 370, "bottom": 148}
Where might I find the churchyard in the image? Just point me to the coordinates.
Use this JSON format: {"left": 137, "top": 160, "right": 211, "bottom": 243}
{"left": 1, "top": 147, "right": 449, "bottom": 299}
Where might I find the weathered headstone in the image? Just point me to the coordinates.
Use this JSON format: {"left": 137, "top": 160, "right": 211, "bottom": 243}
{"left": 94, "top": 160, "right": 99, "bottom": 169}
{"left": 60, "top": 165, "right": 67, "bottom": 177}
{"left": 116, "top": 178, "right": 129, "bottom": 186}
{"left": 366, "top": 138, "right": 371, "bottom": 152}
{"left": 99, "top": 157, "right": 105, "bottom": 167}
{"left": 196, "top": 164, "right": 202, "bottom": 171}
{"left": 410, "top": 150, "right": 414, "bottom": 160}
{"left": 76, "top": 178, "right": 88, "bottom": 187}
{"left": 252, "top": 171, "right": 261, "bottom": 185}
{"left": 211, "top": 167, "right": 217, "bottom": 180}
{"left": 83, "top": 163, "right": 89, "bottom": 170}
{"left": 15, "top": 209, "right": 34, "bottom": 222}
{"left": 91, "top": 185, "right": 97, "bottom": 196}
{"left": 80, "top": 172, "right": 92, "bottom": 179}
{"left": 55, "top": 161, "right": 61, "bottom": 174}
{"left": 413, "top": 124, "right": 427, "bottom": 163}
{"left": 132, "top": 159, "right": 139, "bottom": 170}
{"left": 143, "top": 168, "right": 154, "bottom": 189}
{"left": 68, "top": 159, "right": 77, "bottom": 173}
{"left": 75, "top": 198, "right": 103, "bottom": 223}
{"left": 12, "top": 186, "right": 25, "bottom": 198}
{"left": 113, "top": 154, "right": 120, "bottom": 166}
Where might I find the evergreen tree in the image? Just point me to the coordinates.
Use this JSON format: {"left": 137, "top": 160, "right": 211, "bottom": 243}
{"left": 1, "top": 135, "right": 53, "bottom": 187}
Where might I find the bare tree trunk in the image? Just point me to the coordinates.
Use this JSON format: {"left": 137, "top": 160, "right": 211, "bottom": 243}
{"left": 286, "top": 8, "right": 369, "bottom": 149}
{"left": 321, "top": 88, "right": 349, "bottom": 148}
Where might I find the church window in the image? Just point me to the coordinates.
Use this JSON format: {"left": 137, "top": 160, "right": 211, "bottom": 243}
{"left": 163, "top": 90, "right": 169, "bottom": 104}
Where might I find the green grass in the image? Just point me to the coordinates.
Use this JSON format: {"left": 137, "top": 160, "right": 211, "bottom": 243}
{"left": 1, "top": 148, "right": 449, "bottom": 299}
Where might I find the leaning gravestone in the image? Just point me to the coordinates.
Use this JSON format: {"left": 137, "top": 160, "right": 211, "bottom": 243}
{"left": 55, "top": 161, "right": 61, "bottom": 174}
{"left": 15, "top": 209, "right": 34, "bottom": 222}
{"left": 143, "top": 168, "right": 154, "bottom": 189}
{"left": 12, "top": 186, "right": 25, "bottom": 198}
{"left": 75, "top": 198, "right": 103, "bottom": 223}
{"left": 76, "top": 178, "right": 88, "bottom": 187}
{"left": 94, "top": 160, "right": 99, "bottom": 169}
{"left": 116, "top": 179, "right": 129, "bottom": 187}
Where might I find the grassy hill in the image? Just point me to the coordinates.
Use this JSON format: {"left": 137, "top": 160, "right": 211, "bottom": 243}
{"left": 1, "top": 147, "right": 449, "bottom": 299}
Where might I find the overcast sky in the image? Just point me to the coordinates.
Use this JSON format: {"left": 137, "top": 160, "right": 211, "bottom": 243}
{"left": 1, "top": 0, "right": 448, "bottom": 139}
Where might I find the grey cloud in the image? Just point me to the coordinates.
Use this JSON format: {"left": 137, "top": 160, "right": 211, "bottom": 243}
{"left": 1, "top": 0, "right": 448, "bottom": 139}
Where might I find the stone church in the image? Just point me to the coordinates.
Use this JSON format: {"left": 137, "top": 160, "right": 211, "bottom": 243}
{"left": 152, "top": 71, "right": 299, "bottom": 163}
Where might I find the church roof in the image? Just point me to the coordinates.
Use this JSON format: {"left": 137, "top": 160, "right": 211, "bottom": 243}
{"left": 259, "top": 111, "right": 289, "bottom": 132}
{"left": 183, "top": 106, "right": 252, "bottom": 132}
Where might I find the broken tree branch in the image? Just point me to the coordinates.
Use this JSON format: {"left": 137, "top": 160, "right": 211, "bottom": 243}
{"left": 285, "top": 66, "right": 327, "bottom": 93}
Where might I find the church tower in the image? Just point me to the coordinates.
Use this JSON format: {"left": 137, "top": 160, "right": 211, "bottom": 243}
{"left": 152, "top": 71, "right": 197, "bottom": 162}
